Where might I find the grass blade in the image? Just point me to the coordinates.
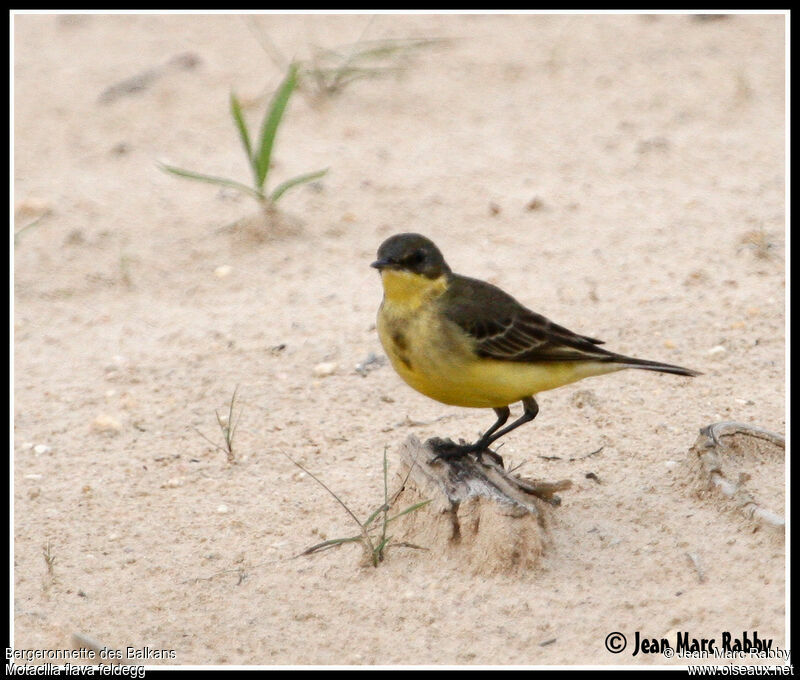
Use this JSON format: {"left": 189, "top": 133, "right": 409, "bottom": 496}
{"left": 157, "top": 163, "right": 265, "bottom": 201}
{"left": 14, "top": 212, "right": 50, "bottom": 244}
{"left": 363, "top": 503, "right": 390, "bottom": 529}
{"left": 269, "top": 168, "right": 328, "bottom": 203}
{"left": 283, "top": 453, "right": 364, "bottom": 531}
{"left": 380, "top": 445, "right": 389, "bottom": 548}
{"left": 374, "top": 535, "right": 392, "bottom": 564}
{"left": 255, "top": 63, "right": 299, "bottom": 190}
{"left": 230, "top": 93, "right": 255, "bottom": 180}
{"left": 299, "top": 536, "right": 362, "bottom": 556}
{"left": 386, "top": 499, "right": 432, "bottom": 524}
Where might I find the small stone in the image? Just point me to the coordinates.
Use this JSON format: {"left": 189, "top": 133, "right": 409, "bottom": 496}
{"left": 354, "top": 352, "right": 386, "bottom": 377}
{"left": 707, "top": 345, "right": 726, "bottom": 357}
{"left": 214, "top": 265, "right": 232, "bottom": 279}
{"left": 665, "top": 460, "right": 678, "bottom": 470}
{"left": 168, "top": 51, "right": 202, "bottom": 70}
{"left": 313, "top": 362, "right": 338, "bottom": 378}
{"left": 15, "top": 198, "right": 52, "bottom": 219}
{"left": 216, "top": 504, "right": 230, "bottom": 514}
{"left": 663, "top": 340, "right": 676, "bottom": 349}
{"left": 571, "top": 389, "right": 599, "bottom": 409}
{"left": 24, "top": 473, "right": 43, "bottom": 480}
{"left": 162, "top": 477, "right": 184, "bottom": 489}
{"left": 92, "top": 415, "right": 122, "bottom": 434}
{"left": 33, "top": 444, "right": 52, "bottom": 455}
{"left": 105, "top": 355, "right": 128, "bottom": 372}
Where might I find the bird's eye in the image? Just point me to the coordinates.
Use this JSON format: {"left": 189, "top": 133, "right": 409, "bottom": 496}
{"left": 404, "top": 249, "right": 425, "bottom": 266}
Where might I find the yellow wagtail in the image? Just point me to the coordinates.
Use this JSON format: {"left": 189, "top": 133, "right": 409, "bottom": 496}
{"left": 372, "top": 233, "right": 700, "bottom": 466}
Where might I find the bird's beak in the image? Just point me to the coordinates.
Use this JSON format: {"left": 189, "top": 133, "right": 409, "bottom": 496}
{"left": 371, "top": 257, "right": 393, "bottom": 270}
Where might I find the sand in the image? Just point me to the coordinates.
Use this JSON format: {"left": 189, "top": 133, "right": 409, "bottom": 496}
{"left": 13, "top": 12, "right": 786, "bottom": 667}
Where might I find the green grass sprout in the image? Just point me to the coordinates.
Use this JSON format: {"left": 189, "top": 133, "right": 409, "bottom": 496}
{"left": 159, "top": 63, "right": 328, "bottom": 206}
{"left": 195, "top": 386, "right": 243, "bottom": 464}
{"left": 286, "top": 448, "right": 429, "bottom": 567}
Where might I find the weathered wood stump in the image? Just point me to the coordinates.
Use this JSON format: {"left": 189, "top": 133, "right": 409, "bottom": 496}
{"left": 389, "top": 436, "right": 571, "bottom": 574}
{"left": 687, "top": 421, "right": 785, "bottom": 530}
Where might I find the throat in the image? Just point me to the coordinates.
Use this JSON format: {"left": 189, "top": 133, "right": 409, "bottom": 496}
{"left": 380, "top": 270, "right": 447, "bottom": 309}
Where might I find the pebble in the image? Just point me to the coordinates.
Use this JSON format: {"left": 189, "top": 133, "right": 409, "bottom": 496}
{"left": 707, "top": 345, "right": 726, "bottom": 356}
{"left": 665, "top": 460, "right": 678, "bottom": 470}
{"left": 354, "top": 352, "right": 386, "bottom": 377}
{"left": 104, "top": 355, "right": 128, "bottom": 372}
{"left": 162, "top": 477, "right": 184, "bottom": 488}
{"left": 33, "top": 444, "right": 51, "bottom": 455}
{"left": 571, "top": 389, "right": 599, "bottom": 409}
{"left": 15, "top": 197, "right": 52, "bottom": 219}
{"left": 214, "top": 265, "right": 232, "bottom": 279}
{"left": 92, "top": 415, "right": 122, "bottom": 434}
{"left": 216, "top": 504, "right": 230, "bottom": 514}
{"left": 24, "top": 473, "right": 43, "bottom": 480}
{"left": 313, "top": 362, "right": 338, "bottom": 378}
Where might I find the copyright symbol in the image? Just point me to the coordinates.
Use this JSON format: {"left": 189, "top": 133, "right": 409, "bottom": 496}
{"left": 605, "top": 632, "right": 627, "bottom": 654}
{"left": 664, "top": 647, "right": 674, "bottom": 658}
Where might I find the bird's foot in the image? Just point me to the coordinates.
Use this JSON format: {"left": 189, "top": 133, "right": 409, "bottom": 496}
{"left": 426, "top": 437, "right": 504, "bottom": 469}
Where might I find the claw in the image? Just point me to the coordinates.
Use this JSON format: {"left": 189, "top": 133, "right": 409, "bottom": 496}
{"left": 427, "top": 437, "right": 504, "bottom": 469}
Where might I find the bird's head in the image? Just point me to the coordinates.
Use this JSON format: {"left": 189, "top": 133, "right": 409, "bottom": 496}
{"left": 371, "top": 233, "right": 451, "bottom": 280}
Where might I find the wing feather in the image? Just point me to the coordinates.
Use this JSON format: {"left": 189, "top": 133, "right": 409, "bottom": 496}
{"left": 441, "top": 275, "right": 617, "bottom": 364}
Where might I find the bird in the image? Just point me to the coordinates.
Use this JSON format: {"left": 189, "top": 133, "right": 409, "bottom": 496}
{"left": 371, "top": 232, "right": 700, "bottom": 466}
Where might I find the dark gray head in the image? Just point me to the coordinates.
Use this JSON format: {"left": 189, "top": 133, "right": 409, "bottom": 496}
{"left": 371, "top": 233, "right": 451, "bottom": 279}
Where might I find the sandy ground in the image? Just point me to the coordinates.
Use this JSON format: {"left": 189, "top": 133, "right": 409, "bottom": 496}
{"left": 13, "top": 13, "right": 786, "bottom": 667}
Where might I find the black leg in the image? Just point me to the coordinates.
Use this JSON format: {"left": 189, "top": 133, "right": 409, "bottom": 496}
{"left": 469, "top": 406, "right": 510, "bottom": 466}
{"left": 478, "top": 396, "right": 539, "bottom": 450}
{"left": 473, "top": 406, "right": 510, "bottom": 448}
{"left": 428, "top": 397, "right": 539, "bottom": 468}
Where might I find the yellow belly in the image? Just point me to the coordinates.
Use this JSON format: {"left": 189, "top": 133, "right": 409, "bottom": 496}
{"left": 377, "top": 298, "right": 621, "bottom": 409}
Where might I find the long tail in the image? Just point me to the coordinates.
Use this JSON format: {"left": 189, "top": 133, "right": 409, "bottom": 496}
{"left": 615, "top": 355, "right": 702, "bottom": 377}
